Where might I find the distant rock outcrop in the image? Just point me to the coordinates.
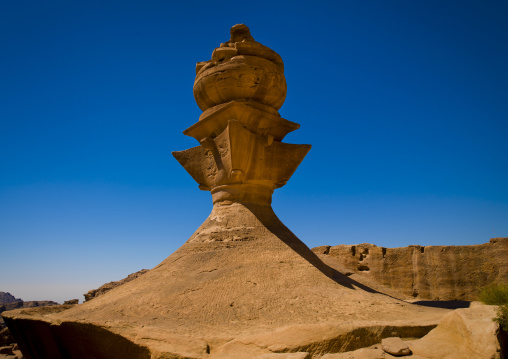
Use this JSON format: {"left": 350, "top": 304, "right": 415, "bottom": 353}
{"left": 1, "top": 292, "right": 59, "bottom": 329}
{"left": 63, "top": 299, "right": 79, "bottom": 305}
{"left": 0, "top": 293, "right": 22, "bottom": 304}
{"left": 83, "top": 269, "right": 149, "bottom": 302}
{"left": 313, "top": 237, "right": 508, "bottom": 301}
{"left": 1, "top": 300, "right": 59, "bottom": 329}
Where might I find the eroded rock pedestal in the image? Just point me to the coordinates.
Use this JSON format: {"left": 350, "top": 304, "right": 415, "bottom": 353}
{"left": 3, "top": 25, "right": 455, "bottom": 359}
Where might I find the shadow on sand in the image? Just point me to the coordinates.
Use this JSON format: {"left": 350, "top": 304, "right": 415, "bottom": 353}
{"left": 410, "top": 300, "right": 471, "bottom": 309}
{"left": 245, "top": 203, "right": 475, "bottom": 310}
{"left": 245, "top": 203, "right": 388, "bottom": 295}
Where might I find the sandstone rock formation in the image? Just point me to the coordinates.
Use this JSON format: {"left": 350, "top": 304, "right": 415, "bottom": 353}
{"left": 313, "top": 238, "right": 508, "bottom": 301}
{"left": 0, "top": 299, "right": 58, "bottom": 330}
{"left": 3, "top": 25, "right": 454, "bottom": 359}
{"left": 321, "top": 303, "right": 505, "bottom": 359}
{"left": 0, "top": 293, "right": 57, "bottom": 359}
{"left": 0, "top": 298, "right": 58, "bottom": 358}
{"left": 407, "top": 302, "right": 505, "bottom": 359}
{"left": 0, "top": 343, "right": 24, "bottom": 359}
{"left": 83, "top": 269, "right": 149, "bottom": 302}
{"left": 62, "top": 299, "right": 79, "bottom": 305}
{"left": 381, "top": 337, "right": 411, "bottom": 356}
{"left": 0, "top": 327, "right": 16, "bottom": 347}
{"left": 0, "top": 293, "right": 22, "bottom": 304}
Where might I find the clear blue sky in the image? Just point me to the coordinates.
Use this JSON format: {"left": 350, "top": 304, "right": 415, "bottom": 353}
{"left": 1, "top": 1, "right": 507, "bottom": 303}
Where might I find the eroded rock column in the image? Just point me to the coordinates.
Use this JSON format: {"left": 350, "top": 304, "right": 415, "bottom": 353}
{"left": 173, "top": 24, "right": 310, "bottom": 206}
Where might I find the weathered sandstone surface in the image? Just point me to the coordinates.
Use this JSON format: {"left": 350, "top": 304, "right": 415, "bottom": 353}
{"left": 321, "top": 303, "right": 506, "bottom": 359}
{"left": 313, "top": 238, "right": 508, "bottom": 301}
{"left": 83, "top": 269, "right": 149, "bottom": 302}
{"left": 408, "top": 302, "right": 505, "bottom": 359}
{"left": 0, "top": 299, "right": 58, "bottom": 330}
{"left": 0, "top": 294, "right": 58, "bottom": 359}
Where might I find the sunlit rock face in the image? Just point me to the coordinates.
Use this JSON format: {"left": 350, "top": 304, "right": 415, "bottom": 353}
{"left": 314, "top": 237, "right": 508, "bottom": 301}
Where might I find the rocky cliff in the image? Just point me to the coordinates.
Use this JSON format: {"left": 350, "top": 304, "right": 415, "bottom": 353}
{"left": 312, "top": 237, "right": 508, "bottom": 301}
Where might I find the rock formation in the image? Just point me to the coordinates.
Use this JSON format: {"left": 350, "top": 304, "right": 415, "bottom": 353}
{"left": 83, "top": 269, "right": 149, "bottom": 302}
{"left": 3, "top": 25, "right": 457, "bottom": 359}
{"left": 0, "top": 299, "right": 58, "bottom": 330}
{"left": 381, "top": 337, "right": 411, "bottom": 356}
{"left": 321, "top": 303, "right": 506, "bottom": 359}
{"left": 0, "top": 293, "right": 22, "bottom": 305}
{"left": 313, "top": 237, "right": 508, "bottom": 301}
{"left": 0, "top": 294, "right": 58, "bottom": 359}
{"left": 0, "top": 326, "right": 23, "bottom": 359}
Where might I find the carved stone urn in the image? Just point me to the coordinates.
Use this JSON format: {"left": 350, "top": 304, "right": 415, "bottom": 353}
{"left": 173, "top": 24, "right": 310, "bottom": 207}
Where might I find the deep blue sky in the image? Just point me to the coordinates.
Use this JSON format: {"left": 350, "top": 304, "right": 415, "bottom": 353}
{"left": 1, "top": 1, "right": 507, "bottom": 303}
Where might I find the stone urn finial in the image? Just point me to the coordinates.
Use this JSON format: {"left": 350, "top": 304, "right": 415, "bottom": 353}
{"left": 193, "top": 24, "right": 286, "bottom": 113}
{"left": 173, "top": 25, "right": 310, "bottom": 206}
{"left": 229, "top": 24, "right": 255, "bottom": 43}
